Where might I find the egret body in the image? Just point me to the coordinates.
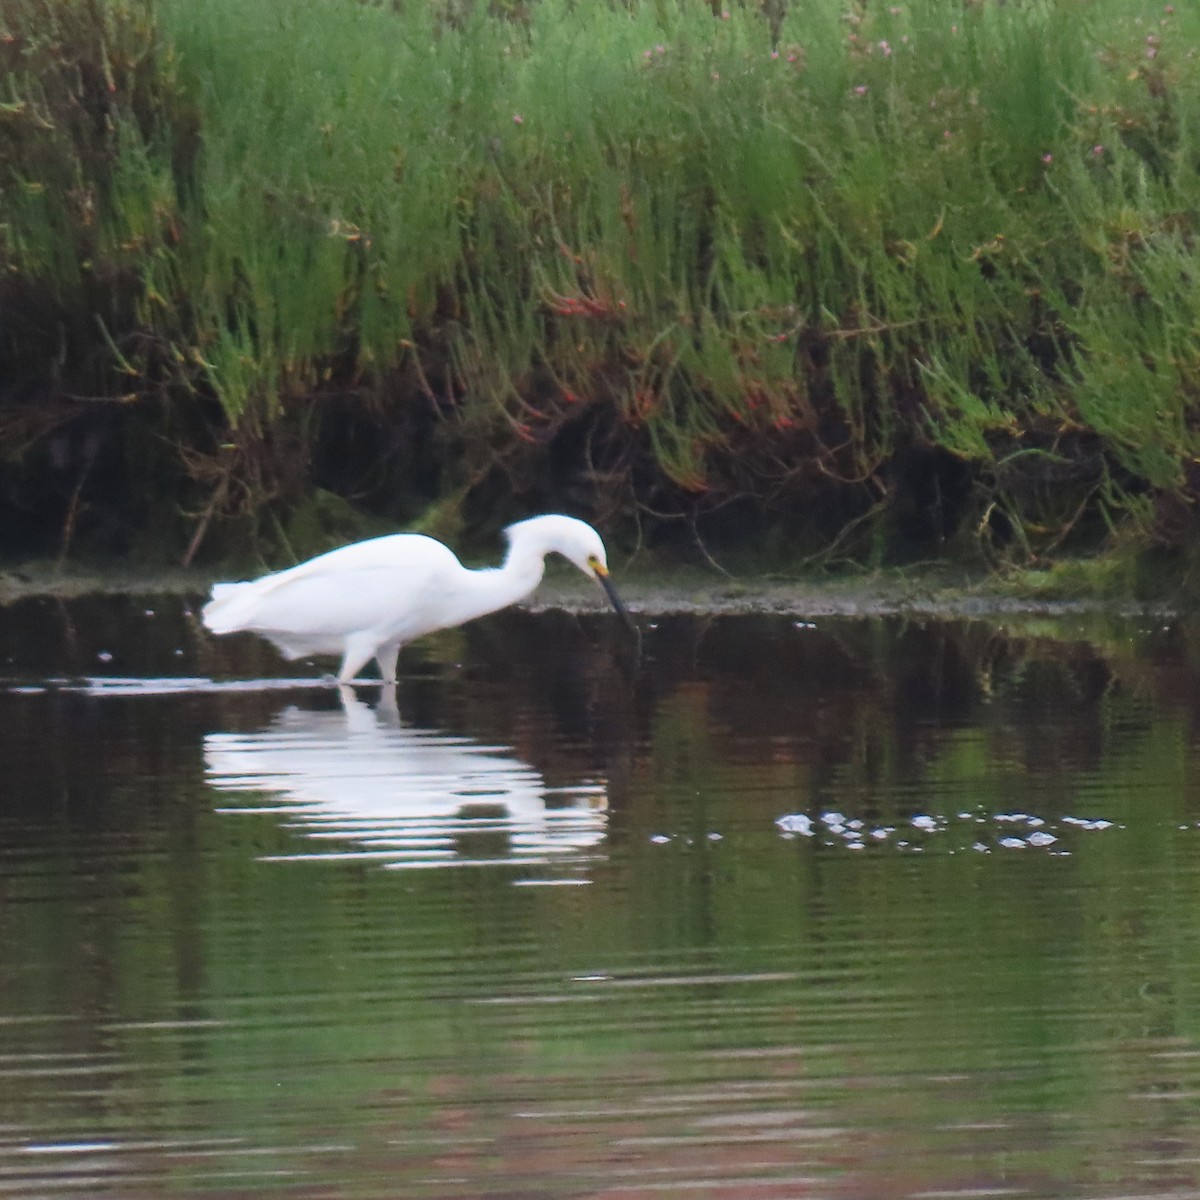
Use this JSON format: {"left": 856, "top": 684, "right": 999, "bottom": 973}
{"left": 201, "top": 514, "right": 630, "bottom": 684}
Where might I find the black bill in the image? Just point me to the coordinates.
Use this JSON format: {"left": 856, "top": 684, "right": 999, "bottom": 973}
{"left": 595, "top": 569, "right": 636, "bottom": 634}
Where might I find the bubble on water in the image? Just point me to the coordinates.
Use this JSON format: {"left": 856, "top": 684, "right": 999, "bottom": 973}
{"left": 768, "top": 806, "right": 1122, "bottom": 855}
{"left": 776, "top": 813, "right": 814, "bottom": 836}
{"left": 1061, "top": 816, "right": 1113, "bottom": 831}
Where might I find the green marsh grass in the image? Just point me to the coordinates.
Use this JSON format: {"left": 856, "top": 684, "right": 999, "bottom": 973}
{"left": 4, "top": 0, "right": 1200, "bottom": 561}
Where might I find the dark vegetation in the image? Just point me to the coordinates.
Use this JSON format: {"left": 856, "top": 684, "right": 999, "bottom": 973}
{"left": 2, "top": 0, "right": 1199, "bottom": 582}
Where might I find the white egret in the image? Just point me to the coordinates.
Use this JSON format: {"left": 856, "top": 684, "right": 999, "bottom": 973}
{"left": 201, "top": 514, "right": 632, "bottom": 684}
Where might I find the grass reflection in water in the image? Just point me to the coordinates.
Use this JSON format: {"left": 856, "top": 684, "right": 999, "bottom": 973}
{"left": 1, "top": 606, "right": 1199, "bottom": 1197}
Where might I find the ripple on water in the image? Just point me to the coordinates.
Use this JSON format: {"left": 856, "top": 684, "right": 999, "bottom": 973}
{"left": 3, "top": 609, "right": 1200, "bottom": 1198}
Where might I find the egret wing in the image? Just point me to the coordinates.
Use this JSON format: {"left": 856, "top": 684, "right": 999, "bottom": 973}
{"left": 202, "top": 534, "right": 458, "bottom": 654}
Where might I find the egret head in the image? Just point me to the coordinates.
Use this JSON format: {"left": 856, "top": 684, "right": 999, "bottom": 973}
{"left": 504, "top": 515, "right": 634, "bottom": 631}
{"left": 562, "top": 522, "right": 610, "bottom": 582}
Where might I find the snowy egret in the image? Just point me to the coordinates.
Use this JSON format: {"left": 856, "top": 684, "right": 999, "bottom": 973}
{"left": 201, "top": 514, "right": 632, "bottom": 684}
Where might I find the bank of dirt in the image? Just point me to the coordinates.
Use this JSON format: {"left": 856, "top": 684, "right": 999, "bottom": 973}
{"left": 0, "top": 556, "right": 1185, "bottom": 619}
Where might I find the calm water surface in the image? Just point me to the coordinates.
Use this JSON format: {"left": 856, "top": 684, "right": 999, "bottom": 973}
{"left": 3, "top": 596, "right": 1200, "bottom": 1198}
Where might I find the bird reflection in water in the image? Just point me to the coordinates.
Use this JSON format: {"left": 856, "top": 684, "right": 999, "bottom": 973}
{"left": 205, "top": 686, "right": 608, "bottom": 871}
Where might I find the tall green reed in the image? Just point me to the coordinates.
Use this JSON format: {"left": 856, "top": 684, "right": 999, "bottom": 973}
{"left": 7, "top": 0, "right": 1200, "bottom": 558}
{"left": 0, "top": 0, "right": 182, "bottom": 389}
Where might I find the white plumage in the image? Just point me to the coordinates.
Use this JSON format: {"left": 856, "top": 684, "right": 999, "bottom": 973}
{"left": 201, "top": 514, "right": 630, "bottom": 684}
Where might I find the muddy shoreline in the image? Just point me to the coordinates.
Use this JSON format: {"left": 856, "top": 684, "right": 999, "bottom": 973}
{"left": 0, "top": 557, "right": 1184, "bottom": 619}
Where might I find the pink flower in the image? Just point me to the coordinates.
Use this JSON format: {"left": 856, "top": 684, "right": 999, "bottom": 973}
{"left": 853, "top": 84, "right": 869, "bottom": 95}
{"left": 513, "top": 113, "right": 523, "bottom": 125}
{"left": 1042, "top": 152, "right": 1053, "bottom": 163}
{"left": 720, "top": 8, "right": 730, "bottom": 17}
{"left": 1092, "top": 144, "right": 1104, "bottom": 155}
{"left": 879, "top": 39, "right": 892, "bottom": 56}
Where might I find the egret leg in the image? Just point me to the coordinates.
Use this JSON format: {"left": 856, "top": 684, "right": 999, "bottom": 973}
{"left": 375, "top": 641, "right": 401, "bottom": 686}
{"left": 337, "top": 635, "right": 380, "bottom": 685}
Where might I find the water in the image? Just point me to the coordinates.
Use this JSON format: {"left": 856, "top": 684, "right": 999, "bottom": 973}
{"left": 3, "top": 597, "right": 1200, "bottom": 1197}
